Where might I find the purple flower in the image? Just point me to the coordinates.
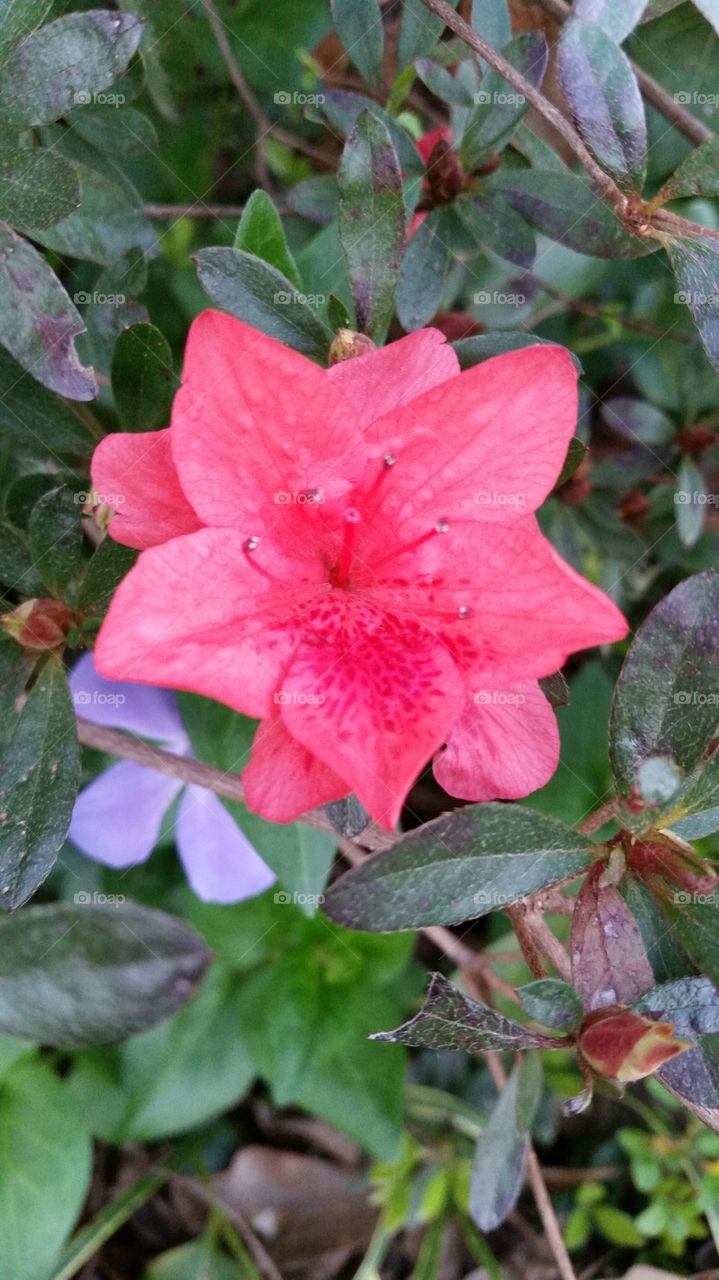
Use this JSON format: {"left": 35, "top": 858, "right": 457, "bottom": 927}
{"left": 69, "top": 653, "right": 275, "bottom": 903}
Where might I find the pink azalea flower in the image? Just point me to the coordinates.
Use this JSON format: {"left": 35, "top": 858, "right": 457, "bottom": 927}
{"left": 92, "top": 311, "right": 627, "bottom": 829}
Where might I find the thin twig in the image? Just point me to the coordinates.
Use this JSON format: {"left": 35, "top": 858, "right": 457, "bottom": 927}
{"left": 417, "top": 0, "right": 622, "bottom": 203}
{"left": 201, "top": 0, "right": 273, "bottom": 191}
{"left": 144, "top": 202, "right": 249, "bottom": 219}
{"left": 528, "top": 0, "right": 712, "bottom": 148}
{"left": 170, "top": 1172, "right": 284, "bottom": 1280}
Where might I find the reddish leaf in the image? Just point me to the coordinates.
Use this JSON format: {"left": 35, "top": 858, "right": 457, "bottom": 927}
{"left": 571, "top": 858, "right": 654, "bottom": 1011}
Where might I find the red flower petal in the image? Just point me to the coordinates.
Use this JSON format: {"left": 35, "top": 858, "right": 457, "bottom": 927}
{"left": 433, "top": 680, "right": 559, "bottom": 801}
{"left": 91, "top": 428, "right": 202, "bottom": 549}
{"left": 327, "top": 327, "right": 459, "bottom": 427}
{"left": 242, "top": 716, "right": 347, "bottom": 822}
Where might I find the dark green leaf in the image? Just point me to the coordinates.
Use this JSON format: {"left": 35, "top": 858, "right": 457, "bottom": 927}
{"left": 111, "top": 321, "right": 174, "bottom": 432}
{"left": 0, "top": 1, "right": 59, "bottom": 65}
{"left": 77, "top": 538, "right": 137, "bottom": 615}
{"left": 0, "top": 223, "right": 97, "bottom": 400}
{"left": 29, "top": 161, "right": 157, "bottom": 265}
{"left": 454, "top": 331, "right": 582, "bottom": 370}
{"left": 555, "top": 437, "right": 588, "bottom": 487}
{"left": 50, "top": 1172, "right": 167, "bottom": 1280}
{"left": 660, "top": 134, "right": 719, "bottom": 200}
{"left": 574, "top": 0, "right": 646, "bottom": 43}
{"left": 323, "top": 803, "right": 593, "bottom": 930}
{"left": 621, "top": 874, "right": 695, "bottom": 983}
{"left": 396, "top": 208, "right": 449, "bottom": 331}
{"left": 0, "top": 635, "right": 36, "bottom": 749}
{"left": 322, "top": 89, "right": 423, "bottom": 172}
{"left": 0, "top": 517, "right": 43, "bottom": 592}
{"left": 0, "top": 900, "right": 210, "bottom": 1044}
{"left": 470, "top": 1067, "right": 528, "bottom": 1231}
{"left": 415, "top": 56, "right": 475, "bottom": 105}
{"left": 234, "top": 188, "right": 301, "bottom": 289}
{"left": 634, "top": 975, "right": 719, "bottom": 1037}
{"left": 0, "top": 1059, "right": 92, "bottom": 1280}
{"left": 67, "top": 103, "right": 159, "bottom": 156}
{"left": 0, "top": 11, "right": 144, "bottom": 129}
{"left": 538, "top": 670, "right": 570, "bottom": 708}
{"left": 0, "top": 659, "right": 79, "bottom": 909}
{"left": 657, "top": 896, "right": 719, "bottom": 988}
{"left": 0, "top": 144, "right": 79, "bottom": 228}
{"left": 459, "top": 32, "right": 548, "bottom": 170}
{"left": 337, "top": 108, "right": 405, "bottom": 343}
{"left": 371, "top": 974, "right": 559, "bottom": 1050}
{"left": 399, "top": 0, "right": 460, "bottom": 69}
{"left": 286, "top": 174, "right": 339, "bottom": 225}
{"left": 28, "top": 484, "right": 85, "bottom": 594}
{"left": 0, "top": 347, "right": 94, "bottom": 454}
{"left": 195, "top": 247, "right": 329, "bottom": 357}
{"left": 330, "top": 0, "right": 383, "bottom": 86}
{"left": 492, "top": 169, "right": 652, "bottom": 257}
{"left": 667, "top": 230, "right": 719, "bottom": 373}
{"left": 518, "top": 978, "right": 583, "bottom": 1030}
{"left": 557, "top": 21, "right": 646, "bottom": 192}
{"left": 324, "top": 793, "right": 370, "bottom": 838}
{"left": 146, "top": 1241, "right": 244, "bottom": 1280}
{"left": 456, "top": 191, "right": 536, "bottom": 268}
{"left": 609, "top": 570, "right": 719, "bottom": 829}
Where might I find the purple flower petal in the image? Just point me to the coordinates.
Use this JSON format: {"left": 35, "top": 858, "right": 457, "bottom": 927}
{"left": 70, "top": 760, "right": 183, "bottom": 868}
{"left": 70, "top": 652, "right": 189, "bottom": 750}
{"left": 176, "top": 785, "right": 275, "bottom": 903}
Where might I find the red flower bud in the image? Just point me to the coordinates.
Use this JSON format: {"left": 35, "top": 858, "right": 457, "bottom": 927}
{"left": 2, "top": 598, "right": 74, "bottom": 651}
{"left": 579, "top": 1005, "right": 690, "bottom": 1084}
{"left": 328, "top": 329, "right": 377, "bottom": 365}
{"left": 624, "top": 831, "right": 718, "bottom": 896}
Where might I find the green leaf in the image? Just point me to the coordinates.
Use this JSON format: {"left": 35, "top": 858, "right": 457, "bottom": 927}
{"left": 372, "top": 974, "right": 560, "bottom": 1051}
{"left": 574, "top": 0, "right": 646, "bottom": 43}
{"left": 667, "top": 229, "right": 719, "bottom": 374}
{"left": 622, "top": 874, "right": 695, "bottom": 983}
{"left": 0, "top": 517, "right": 43, "bottom": 592}
{"left": 398, "top": 0, "right": 460, "bottom": 69}
{"left": 555, "top": 437, "right": 588, "bottom": 487}
{"left": 50, "top": 1172, "right": 167, "bottom": 1280}
{"left": 609, "top": 570, "right": 719, "bottom": 829}
{"left": 147, "top": 1240, "right": 245, "bottom": 1280}
{"left": 195, "top": 246, "right": 329, "bottom": 357}
{"left": 492, "top": 168, "right": 652, "bottom": 258}
{"left": 459, "top": 32, "right": 548, "bottom": 170}
{"left": 0, "top": 1059, "right": 92, "bottom": 1280}
{"left": 594, "top": 1204, "right": 645, "bottom": 1247}
{"left": 634, "top": 975, "right": 719, "bottom": 1037}
{"left": 471, "top": 0, "right": 511, "bottom": 54}
{"left": 323, "top": 803, "right": 593, "bottom": 930}
{"left": 518, "top": 978, "right": 583, "bottom": 1030}
{"left": 78, "top": 538, "right": 137, "bottom": 616}
{"left": 415, "top": 56, "right": 475, "bottom": 105}
{"left": 67, "top": 102, "right": 159, "bottom": 156}
{"left": 660, "top": 134, "right": 719, "bottom": 200}
{"left": 0, "top": 144, "right": 79, "bottom": 228}
{"left": 470, "top": 1067, "right": 528, "bottom": 1231}
{"left": 29, "top": 161, "right": 157, "bottom": 265}
{"left": 0, "top": 10, "right": 144, "bottom": 129}
{"left": 331, "top": 0, "right": 383, "bottom": 86}
{"left": 454, "top": 331, "right": 582, "bottom": 370}
{"left": 28, "top": 484, "right": 85, "bottom": 594}
{"left": 111, "top": 321, "right": 174, "bottom": 432}
{"left": 396, "top": 208, "right": 449, "bottom": 331}
{"left": 0, "top": 1, "right": 59, "bottom": 65}
{"left": 0, "top": 900, "right": 210, "bottom": 1044}
{"left": 71, "top": 967, "right": 255, "bottom": 1141}
{"left": 0, "top": 658, "right": 79, "bottom": 908}
{"left": 0, "top": 635, "right": 36, "bottom": 749}
{"left": 234, "top": 188, "right": 301, "bottom": 290}
{"left": 338, "top": 108, "right": 406, "bottom": 343}
{"left": 655, "top": 897, "right": 719, "bottom": 988}
{"left": 557, "top": 21, "right": 646, "bottom": 192}
{"left": 322, "top": 89, "right": 423, "bottom": 172}
{"left": 675, "top": 454, "right": 706, "bottom": 547}
{"left": 456, "top": 191, "right": 536, "bottom": 268}
{"left": 601, "top": 396, "right": 675, "bottom": 446}
{"left": 0, "top": 223, "right": 97, "bottom": 399}
{"left": 0, "top": 347, "right": 94, "bottom": 454}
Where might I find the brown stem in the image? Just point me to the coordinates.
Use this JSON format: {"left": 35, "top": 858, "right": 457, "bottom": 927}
{"left": 170, "top": 1172, "right": 283, "bottom": 1280}
{"left": 201, "top": 0, "right": 273, "bottom": 192}
{"left": 417, "top": 0, "right": 622, "bottom": 203}
{"left": 507, "top": 905, "right": 547, "bottom": 979}
{"left": 529, "top": 0, "right": 712, "bottom": 148}
{"left": 578, "top": 799, "right": 617, "bottom": 835}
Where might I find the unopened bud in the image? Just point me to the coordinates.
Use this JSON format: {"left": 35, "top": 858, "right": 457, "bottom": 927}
{"left": 618, "top": 489, "right": 650, "bottom": 526}
{"left": 579, "top": 1006, "right": 689, "bottom": 1084}
{"left": 677, "top": 424, "right": 715, "bottom": 457}
{"left": 328, "top": 329, "right": 377, "bottom": 365}
{"left": 2, "top": 598, "right": 74, "bottom": 651}
{"left": 425, "top": 139, "right": 465, "bottom": 205}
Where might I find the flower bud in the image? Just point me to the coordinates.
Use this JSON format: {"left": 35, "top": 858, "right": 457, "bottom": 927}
{"left": 579, "top": 1006, "right": 690, "bottom": 1084}
{"left": 677, "top": 424, "right": 715, "bottom": 457}
{"left": 2, "top": 598, "right": 74, "bottom": 651}
{"left": 425, "top": 138, "right": 465, "bottom": 204}
{"left": 623, "top": 830, "right": 719, "bottom": 896}
{"left": 328, "top": 329, "right": 377, "bottom": 366}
